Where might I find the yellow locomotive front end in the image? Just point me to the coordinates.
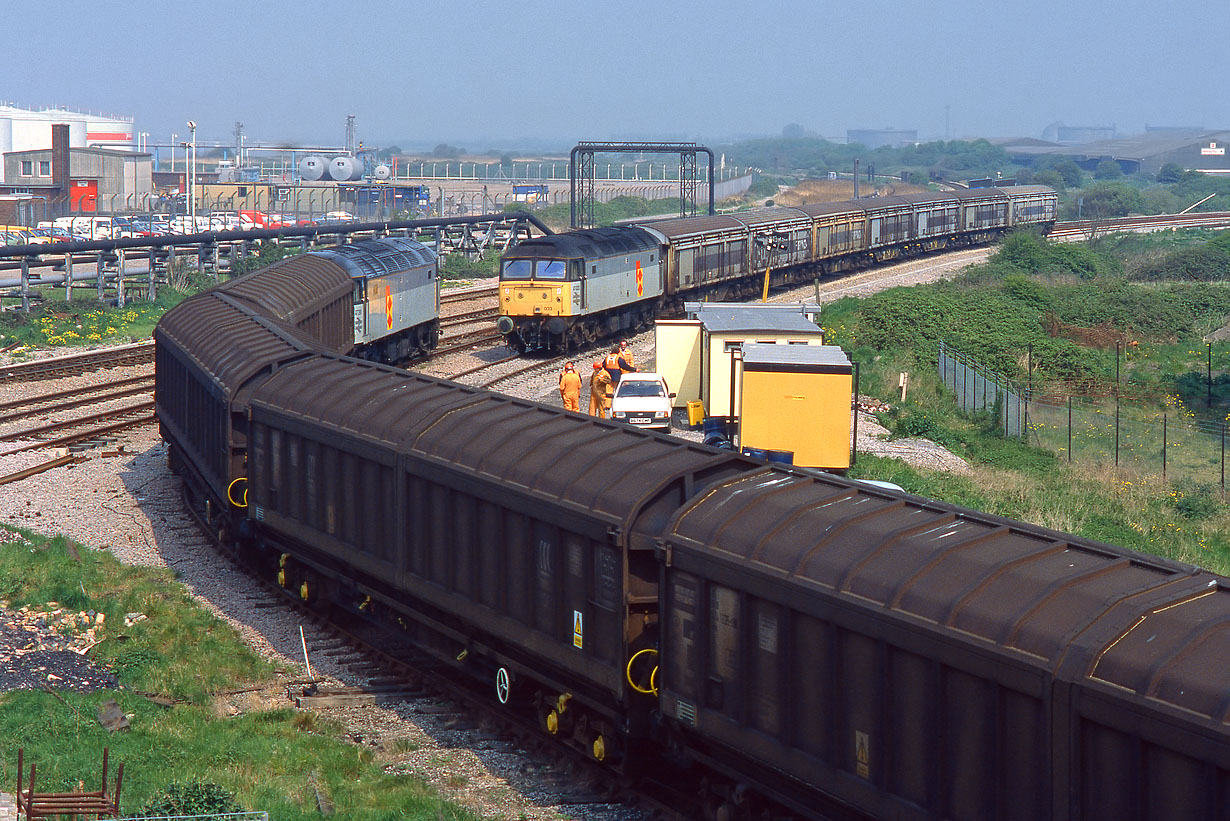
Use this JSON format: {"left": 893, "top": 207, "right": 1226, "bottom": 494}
{"left": 497, "top": 257, "right": 582, "bottom": 347}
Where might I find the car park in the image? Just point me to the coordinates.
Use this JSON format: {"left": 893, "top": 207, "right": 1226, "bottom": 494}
{"left": 610, "top": 372, "right": 675, "bottom": 432}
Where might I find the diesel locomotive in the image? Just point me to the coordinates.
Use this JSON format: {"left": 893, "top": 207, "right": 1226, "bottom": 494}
{"left": 214, "top": 236, "right": 440, "bottom": 364}
{"left": 155, "top": 197, "right": 1230, "bottom": 820}
{"left": 497, "top": 185, "right": 1057, "bottom": 351}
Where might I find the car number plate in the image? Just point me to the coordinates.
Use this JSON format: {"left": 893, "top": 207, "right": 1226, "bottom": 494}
{"left": 631, "top": 416, "right": 651, "bottom": 424}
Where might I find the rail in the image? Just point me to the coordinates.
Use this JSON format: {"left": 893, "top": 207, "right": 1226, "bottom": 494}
{"left": 0, "top": 342, "right": 154, "bottom": 383}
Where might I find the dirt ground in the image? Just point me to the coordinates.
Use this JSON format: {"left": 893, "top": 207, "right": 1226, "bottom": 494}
{"left": 773, "top": 178, "right": 929, "bottom": 206}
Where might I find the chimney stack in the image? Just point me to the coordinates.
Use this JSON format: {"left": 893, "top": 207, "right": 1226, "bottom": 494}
{"left": 51, "top": 123, "right": 70, "bottom": 194}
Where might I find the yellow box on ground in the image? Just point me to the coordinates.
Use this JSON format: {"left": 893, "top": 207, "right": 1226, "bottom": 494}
{"left": 686, "top": 400, "right": 705, "bottom": 428}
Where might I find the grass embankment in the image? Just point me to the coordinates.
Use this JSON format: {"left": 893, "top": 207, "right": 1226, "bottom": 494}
{"left": 829, "top": 229, "right": 1230, "bottom": 574}
{"left": 0, "top": 527, "right": 476, "bottom": 820}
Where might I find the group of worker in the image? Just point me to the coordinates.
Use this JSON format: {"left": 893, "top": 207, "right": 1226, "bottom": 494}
{"left": 557, "top": 339, "right": 637, "bottom": 418}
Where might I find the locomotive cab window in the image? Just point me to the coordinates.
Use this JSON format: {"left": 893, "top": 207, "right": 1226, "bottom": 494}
{"left": 501, "top": 259, "right": 532, "bottom": 280}
{"left": 536, "top": 260, "right": 568, "bottom": 280}
{"left": 352, "top": 279, "right": 366, "bottom": 305}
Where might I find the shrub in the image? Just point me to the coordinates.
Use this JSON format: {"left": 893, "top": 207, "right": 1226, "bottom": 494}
{"left": 1170, "top": 479, "right": 1221, "bottom": 520}
{"left": 137, "top": 781, "right": 245, "bottom": 817}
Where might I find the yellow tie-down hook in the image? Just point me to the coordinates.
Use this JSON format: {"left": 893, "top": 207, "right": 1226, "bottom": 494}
{"left": 227, "top": 477, "right": 249, "bottom": 508}
{"left": 626, "top": 647, "right": 659, "bottom": 696}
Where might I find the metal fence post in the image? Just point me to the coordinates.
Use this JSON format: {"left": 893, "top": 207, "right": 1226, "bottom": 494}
{"left": 1068, "top": 395, "right": 1072, "bottom": 462}
{"left": 96, "top": 251, "right": 105, "bottom": 301}
{"left": 1115, "top": 341, "right": 1121, "bottom": 468}
{"left": 1162, "top": 413, "right": 1167, "bottom": 480}
{"left": 851, "top": 362, "right": 859, "bottom": 468}
{"left": 19, "top": 257, "right": 29, "bottom": 312}
{"left": 1222, "top": 423, "right": 1226, "bottom": 492}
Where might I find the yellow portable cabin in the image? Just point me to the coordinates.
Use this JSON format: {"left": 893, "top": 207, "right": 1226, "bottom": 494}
{"left": 738, "top": 342, "right": 853, "bottom": 470}
{"left": 654, "top": 301, "right": 824, "bottom": 414}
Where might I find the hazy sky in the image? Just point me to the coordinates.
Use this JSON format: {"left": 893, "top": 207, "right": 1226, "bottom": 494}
{"left": 7, "top": 0, "right": 1226, "bottom": 151}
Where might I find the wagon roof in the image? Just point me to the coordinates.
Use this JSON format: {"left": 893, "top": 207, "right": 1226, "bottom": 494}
{"left": 154, "top": 292, "right": 320, "bottom": 396}
{"left": 248, "top": 355, "right": 760, "bottom": 547}
{"left": 662, "top": 469, "right": 1228, "bottom": 722}
{"left": 635, "top": 215, "right": 747, "bottom": 238}
{"left": 216, "top": 252, "right": 352, "bottom": 327}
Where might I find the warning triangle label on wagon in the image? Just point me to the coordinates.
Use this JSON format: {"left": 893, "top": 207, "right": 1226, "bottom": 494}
{"left": 573, "top": 610, "right": 583, "bottom": 649}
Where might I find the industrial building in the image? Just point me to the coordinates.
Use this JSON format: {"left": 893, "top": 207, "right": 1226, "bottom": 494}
{"left": 1040, "top": 123, "right": 1117, "bottom": 145}
{"left": 0, "top": 123, "right": 151, "bottom": 220}
{"left": 0, "top": 103, "right": 132, "bottom": 156}
{"left": 1005, "top": 130, "right": 1230, "bottom": 177}
{"left": 847, "top": 128, "right": 918, "bottom": 149}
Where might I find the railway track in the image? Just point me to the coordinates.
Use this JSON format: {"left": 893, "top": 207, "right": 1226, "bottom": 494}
{"left": 0, "top": 400, "right": 156, "bottom": 457}
{"left": 0, "top": 340, "right": 154, "bottom": 383}
{"left": 177, "top": 485, "right": 680, "bottom": 820}
{"left": 0, "top": 374, "right": 154, "bottom": 424}
{"left": 1049, "top": 211, "right": 1230, "bottom": 240}
{"left": 440, "top": 284, "right": 497, "bottom": 305}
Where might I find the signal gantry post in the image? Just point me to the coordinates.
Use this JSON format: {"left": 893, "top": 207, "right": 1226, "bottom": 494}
{"left": 569, "top": 142, "right": 715, "bottom": 229}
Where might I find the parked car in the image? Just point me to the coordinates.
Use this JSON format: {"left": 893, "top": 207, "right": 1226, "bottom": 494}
{"left": 610, "top": 372, "right": 675, "bottom": 432}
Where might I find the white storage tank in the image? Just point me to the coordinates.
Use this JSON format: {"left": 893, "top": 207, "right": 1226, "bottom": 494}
{"left": 328, "top": 155, "right": 364, "bottom": 181}
{"left": 299, "top": 155, "right": 327, "bottom": 181}
{"left": 373, "top": 164, "right": 392, "bottom": 181}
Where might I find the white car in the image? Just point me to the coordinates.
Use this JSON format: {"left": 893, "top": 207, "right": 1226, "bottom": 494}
{"left": 610, "top": 373, "right": 675, "bottom": 432}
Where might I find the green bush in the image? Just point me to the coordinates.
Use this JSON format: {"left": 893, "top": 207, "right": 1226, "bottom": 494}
{"left": 440, "top": 253, "right": 499, "bottom": 280}
{"left": 228, "top": 242, "right": 305, "bottom": 277}
{"left": 137, "top": 781, "right": 245, "bottom": 817}
{"left": 1171, "top": 479, "right": 1221, "bottom": 520}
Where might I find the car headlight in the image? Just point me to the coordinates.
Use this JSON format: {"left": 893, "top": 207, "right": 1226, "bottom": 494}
{"left": 654, "top": 411, "right": 669, "bottom": 420}
{"left": 612, "top": 411, "right": 627, "bottom": 419}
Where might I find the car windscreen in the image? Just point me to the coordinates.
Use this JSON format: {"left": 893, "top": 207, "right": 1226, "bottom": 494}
{"left": 617, "top": 381, "right": 665, "bottom": 398}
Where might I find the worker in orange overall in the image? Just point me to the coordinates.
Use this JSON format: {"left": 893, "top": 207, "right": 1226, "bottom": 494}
{"left": 558, "top": 361, "right": 581, "bottom": 411}
{"left": 589, "top": 362, "right": 613, "bottom": 418}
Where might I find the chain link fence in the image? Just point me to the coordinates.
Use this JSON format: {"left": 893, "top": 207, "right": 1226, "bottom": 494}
{"left": 939, "top": 341, "right": 1230, "bottom": 488}
{"left": 1028, "top": 395, "right": 1228, "bottom": 489}
{"left": 937, "top": 341, "right": 1026, "bottom": 437}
